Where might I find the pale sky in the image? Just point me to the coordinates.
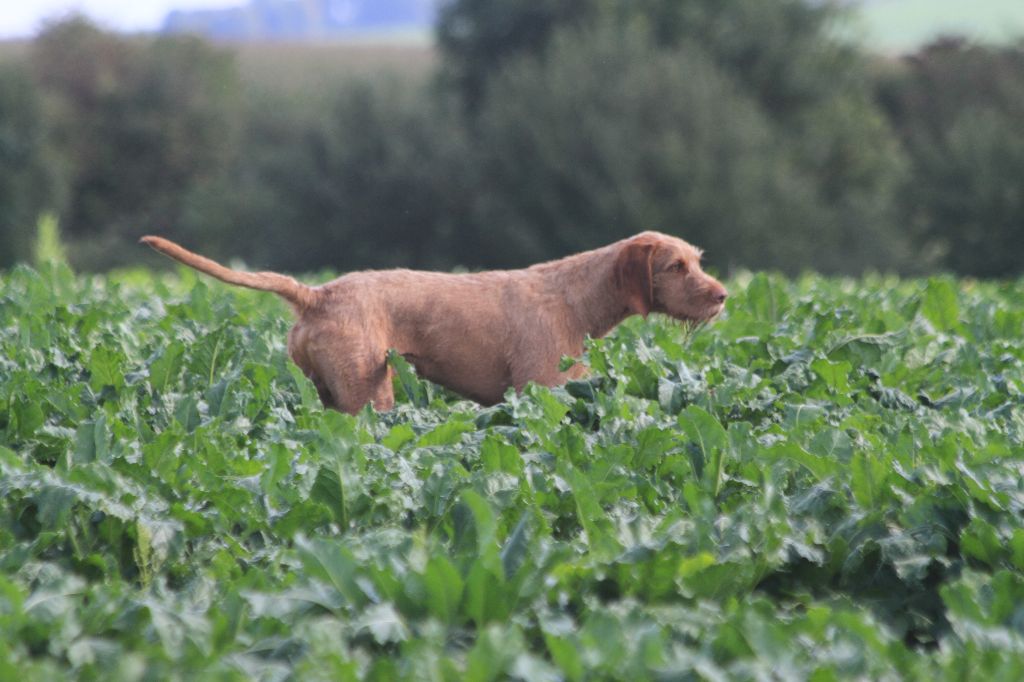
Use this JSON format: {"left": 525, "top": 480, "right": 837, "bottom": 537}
{"left": 0, "top": 1, "right": 237, "bottom": 38}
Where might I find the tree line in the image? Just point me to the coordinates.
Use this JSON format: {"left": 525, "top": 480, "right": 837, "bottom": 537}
{"left": 1, "top": 0, "right": 1022, "bottom": 277}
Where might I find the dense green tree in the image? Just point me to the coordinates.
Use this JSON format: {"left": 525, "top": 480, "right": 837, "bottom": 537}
{"left": 439, "top": 0, "right": 857, "bottom": 122}
{"left": 0, "top": 62, "right": 55, "bottom": 267}
{"left": 465, "top": 25, "right": 789, "bottom": 268}
{"left": 437, "top": 0, "right": 593, "bottom": 114}
{"left": 442, "top": 0, "right": 911, "bottom": 273}
{"left": 31, "top": 17, "right": 240, "bottom": 268}
{"left": 5, "top": 6, "right": 1019, "bottom": 278}
{"left": 180, "top": 78, "right": 474, "bottom": 273}
{"left": 878, "top": 39, "right": 1024, "bottom": 277}
{"left": 911, "top": 110, "right": 1024, "bottom": 278}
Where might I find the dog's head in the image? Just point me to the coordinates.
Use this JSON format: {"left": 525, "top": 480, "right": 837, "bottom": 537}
{"left": 614, "top": 231, "right": 727, "bottom": 322}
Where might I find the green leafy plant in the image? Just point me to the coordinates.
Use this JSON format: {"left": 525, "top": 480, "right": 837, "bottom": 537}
{"left": 33, "top": 213, "right": 67, "bottom": 268}
{"left": 2, "top": 266, "right": 1024, "bottom": 678}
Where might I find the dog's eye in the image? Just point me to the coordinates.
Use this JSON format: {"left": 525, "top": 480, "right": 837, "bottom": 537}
{"left": 670, "top": 260, "right": 687, "bottom": 273}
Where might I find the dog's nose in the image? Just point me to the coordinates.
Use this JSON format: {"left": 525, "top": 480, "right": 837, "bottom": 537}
{"left": 714, "top": 288, "right": 728, "bottom": 304}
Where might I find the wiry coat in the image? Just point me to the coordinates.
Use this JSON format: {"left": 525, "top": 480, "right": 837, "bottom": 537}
{"left": 142, "top": 232, "right": 727, "bottom": 414}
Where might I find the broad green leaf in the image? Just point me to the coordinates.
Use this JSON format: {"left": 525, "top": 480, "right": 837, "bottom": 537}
{"left": 850, "top": 451, "right": 888, "bottom": 509}
{"left": 678, "top": 552, "right": 716, "bottom": 579}
{"left": 544, "top": 634, "right": 584, "bottom": 682}
{"left": 745, "top": 273, "right": 790, "bottom": 323}
{"left": 480, "top": 434, "right": 523, "bottom": 475}
{"left": 763, "top": 441, "right": 838, "bottom": 481}
{"left": 88, "top": 346, "right": 125, "bottom": 392}
{"left": 311, "top": 463, "right": 347, "bottom": 527}
{"left": 678, "top": 405, "right": 729, "bottom": 497}
{"left": 423, "top": 556, "right": 463, "bottom": 624}
{"left": 921, "top": 278, "right": 959, "bottom": 332}
{"left": 12, "top": 399, "right": 44, "bottom": 440}
{"left": 810, "top": 358, "right": 852, "bottom": 393}
{"left": 565, "top": 466, "right": 622, "bottom": 559}
{"left": 1011, "top": 530, "right": 1024, "bottom": 571}
{"left": 133, "top": 519, "right": 179, "bottom": 587}
{"left": 961, "top": 518, "right": 1002, "bottom": 567}
{"left": 633, "top": 426, "right": 676, "bottom": 470}
{"left": 417, "top": 420, "right": 475, "bottom": 447}
{"left": 453, "top": 489, "right": 504, "bottom": 578}
{"left": 286, "top": 361, "right": 321, "bottom": 410}
{"left": 388, "top": 349, "right": 429, "bottom": 408}
{"left": 295, "top": 536, "right": 371, "bottom": 608}
{"left": 464, "top": 562, "right": 508, "bottom": 627}
{"left": 500, "top": 512, "right": 532, "bottom": 580}
{"left": 466, "top": 624, "right": 521, "bottom": 682}
{"left": 382, "top": 423, "right": 416, "bottom": 451}
{"left": 149, "top": 340, "right": 185, "bottom": 392}
{"left": 356, "top": 603, "right": 408, "bottom": 644}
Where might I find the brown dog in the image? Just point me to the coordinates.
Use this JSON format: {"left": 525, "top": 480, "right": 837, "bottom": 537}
{"left": 141, "top": 232, "right": 726, "bottom": 414}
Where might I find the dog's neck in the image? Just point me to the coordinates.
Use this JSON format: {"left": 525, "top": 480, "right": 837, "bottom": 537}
{"left": 535, "top": 244, "right": 634, "bottom": 342}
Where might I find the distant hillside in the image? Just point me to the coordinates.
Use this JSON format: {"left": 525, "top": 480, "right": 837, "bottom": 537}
{"left": 856, "top": 0, "right": 1024, "bottom": 51}
{"left": 163, "top": 0, "right": 438, "bottom": 40}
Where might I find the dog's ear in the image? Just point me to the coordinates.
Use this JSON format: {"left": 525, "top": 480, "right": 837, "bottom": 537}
{"left": 614, "top": 239, "right": 656, "bottom": 318}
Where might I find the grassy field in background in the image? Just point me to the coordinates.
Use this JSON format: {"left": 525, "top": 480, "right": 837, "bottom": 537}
{"left": 231, "top": 37, "right": 435, "bottom": 96}
{"left": 0, "top": 35, "right": 434, "bottom": 90}
{"left": 0, "top": 40, "right": 28, "bottom": 62}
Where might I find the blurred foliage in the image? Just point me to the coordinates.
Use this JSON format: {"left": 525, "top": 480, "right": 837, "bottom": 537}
{"left": 33, "top": 213, "right": 67, "bottom": 268}
{"left": 442, "top": 0, "right": 912, "bottom": 272}
{"left": 0, "top": 61, "right": 54, "bottom": 267}
{"left": 0, "top": 8, "right": 1022, "bottom": 276}
{"left": 464, "top": 25, "right": 789, "bottom": 267}
{"left": 878, "top": 38, "right": 1024, "bottom": 278}
{"left": 463, "top": 19, "right": 910, "bottom": 272}
{"left": 437, "top": 0, "right": 591, "bottom": 114}
{"left": 179, "top": 77, "right": 473, "bottom": 272}
{"left": 440, "top": 0, "right": 854, "bottom": 122}
{"left": 29, "top": 17, "right": 240, "bottom": 269}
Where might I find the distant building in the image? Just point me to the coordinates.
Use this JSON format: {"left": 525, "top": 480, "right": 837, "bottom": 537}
{"left": 162, "top": 0, "right": 438, "bottom": 40}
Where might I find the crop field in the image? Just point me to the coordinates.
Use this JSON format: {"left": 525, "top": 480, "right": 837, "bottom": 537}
{"left": 2, "top": 264, "right": 1024, "bottom": 679}
{"left": 230, "top": 39, "right": 436, "bottom": 99}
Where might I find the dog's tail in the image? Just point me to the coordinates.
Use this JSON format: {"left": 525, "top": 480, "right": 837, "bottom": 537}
{"left": 140, "top": 236, "right": 317, "bottom": 311}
